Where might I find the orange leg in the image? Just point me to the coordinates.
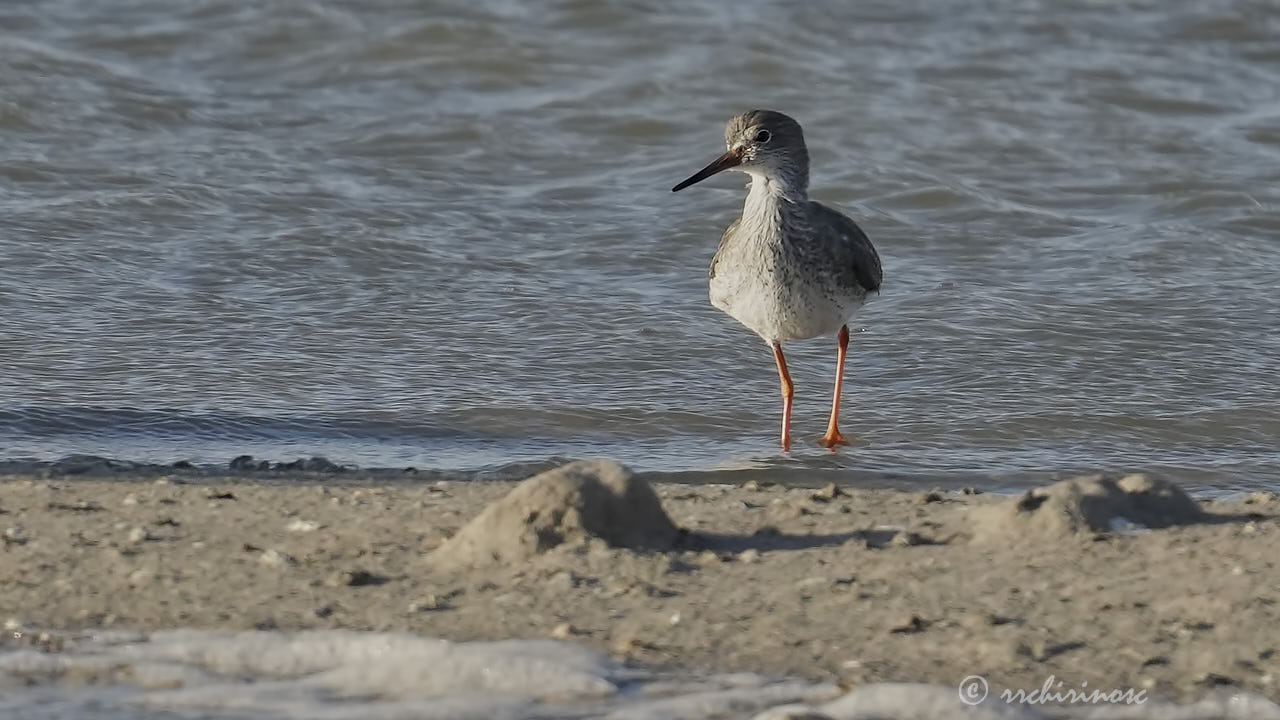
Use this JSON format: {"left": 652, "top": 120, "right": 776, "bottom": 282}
{"left": 771, "top": 342, "right": 794, "bottom": 452}
{"left": 820, "top": 325, "right": 850, "bottom": 449}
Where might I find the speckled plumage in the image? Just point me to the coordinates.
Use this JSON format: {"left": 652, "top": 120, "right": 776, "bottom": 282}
{"left": 703, "top": 110, "right": 881, "bottom": 343}
{"left": 709, "top": 186, "right": 881, "bottom": 343}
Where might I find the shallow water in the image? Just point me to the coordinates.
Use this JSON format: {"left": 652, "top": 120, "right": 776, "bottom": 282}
{"left": 2, "top": 0, "right": 1280, "bottom": 492}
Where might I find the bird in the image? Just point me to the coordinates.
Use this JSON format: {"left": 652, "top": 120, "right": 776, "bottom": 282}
{"left": 671, "top": 109, "right": 882, "bottom": 452}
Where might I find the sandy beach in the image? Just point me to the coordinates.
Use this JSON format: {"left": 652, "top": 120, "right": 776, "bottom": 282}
{"left": 2, "top": 459, "right": 1278, "bottom": 717}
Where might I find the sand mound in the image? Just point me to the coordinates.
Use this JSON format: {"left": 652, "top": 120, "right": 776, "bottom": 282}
{"left": 429, "top": 460, "right": 680, "bottom": 568}
{"left": 971, "top": 473, "right": 1203, "bottom": 544}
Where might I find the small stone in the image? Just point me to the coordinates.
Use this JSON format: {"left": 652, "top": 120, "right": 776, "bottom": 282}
{"left": 4, "top": 618, "right": 24, "bottom": 631}
{"left": 127, "top": 568, "right": 154, "bottom": 585}
{"left": 669, "top": 612, "right": 682, "bottom": 626}
{"left": 121, "top": 493, "right": 139, "bottom": 506}
{"left": 811, "top": 483, "right": 846, "bottom": 502}
{"left": 889, "top": 615, "right": 929, "bottom": 634}
{"left": 229, "top": 455, "right": 258, "bottom": 471}
{"left": 3, "top": 527, "right": 28, "bottom": 545}
{"left": 919, "top": 491, "right": 944, "bottom": 504}
{"left": 330, "top": 569, "right": 386, "bottom": 587}
{"left": 35, "top": 632, "right": 63, "bottom": 652}
{"left": 891, "top": 530, "right": 928, "bottom": 547}
{"left": 612, "top": 634, "right": 650, "bottom": 654}
{"left": 742, "top": 480, "right": 761, "bottom": 492}
{"left": 126, "top": 526, "right": 151, "bottom": 544}
{"left": 259, "top": 549, "right": 294, "bottom": 567}
{"left": 962, "top": 487, "right": 982, "bottom": 495}
{"left": 1114, "top": 473, "right": 1152, "bottom": 493}
{"left": 408, "top": 595, "right": 448, "bottom": 612}
{"left": 286, "top": 519, "right": 320, "bottom": 532}
{"left": 551, "top": 622, "right": 575, "bottom": 639}
{"left": 547, "top": 570, "right": 579, "bottom": 591}
{"left": 1198, "top": 672, "right": 1237, "bottom": 687}
{"left": 738, "top": 549, "right": 761, "bottom": 564}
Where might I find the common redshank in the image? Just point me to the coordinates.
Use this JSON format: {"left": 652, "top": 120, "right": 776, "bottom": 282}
{"left": 671, "top": 109, "right": 882, "bottom": 452}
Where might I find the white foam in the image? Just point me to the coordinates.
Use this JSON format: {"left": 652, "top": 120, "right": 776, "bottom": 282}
{"left": 0, "top": 629, "right": 1277, "bottom": 720}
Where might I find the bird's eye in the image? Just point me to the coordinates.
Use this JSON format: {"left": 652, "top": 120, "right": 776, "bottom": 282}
{"left": 753, "top": 129, "right": 772, "bottom": 143}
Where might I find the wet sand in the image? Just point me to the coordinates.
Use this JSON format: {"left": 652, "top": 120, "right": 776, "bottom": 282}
{"left": 1, "top": 463, "right": 1277, "bottom": 706}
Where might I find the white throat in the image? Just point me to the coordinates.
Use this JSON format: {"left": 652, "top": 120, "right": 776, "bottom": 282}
{"left": 742, "top": 169, "right": 804, "bottom": 207}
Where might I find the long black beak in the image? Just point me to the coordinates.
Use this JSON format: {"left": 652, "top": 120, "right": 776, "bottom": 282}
{"left": 671, "top": 150, "right": 741, "bottom": 192}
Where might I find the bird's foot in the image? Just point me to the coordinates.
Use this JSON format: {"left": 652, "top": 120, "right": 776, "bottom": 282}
{"left": 818, "top": 428, "right": 849, "bottom": 450}
{"left": 779, "top": 435, "right": 792, "bottom": 453}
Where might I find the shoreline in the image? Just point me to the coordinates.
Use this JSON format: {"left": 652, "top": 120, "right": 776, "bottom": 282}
{"left": 2, "top": 464, "right": 1278, "bottom": 710}
{"left": 0, "top": 452, "right": 1266, "bottom": 498}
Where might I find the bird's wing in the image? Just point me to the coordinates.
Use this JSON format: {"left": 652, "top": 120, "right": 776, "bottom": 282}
{"left": 809, "top": 201, "right": 882, "bottom": 293}
{"left": 707, "top": 217, "right": 741, "bottom": 280}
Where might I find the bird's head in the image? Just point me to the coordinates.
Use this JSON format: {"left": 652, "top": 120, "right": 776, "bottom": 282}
{"left": 672, "top": 109, "right": 810, "bottom": 195}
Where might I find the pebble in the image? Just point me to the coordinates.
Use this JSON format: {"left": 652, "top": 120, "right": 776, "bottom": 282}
{"left": 259, "top": 549, "right": 295, "bottom": 567}
{"left": 3, "top": 526, "right": 28, "bottom": 545}
{"left": 551, "top": 622, "right": 576, "bottom": 639}
{"left": 121, "top": 493, "right": 139, "bottom": 506}
{"left": 738, "top": 549, "right": 761, "bottom": 564}
{"left": 742, "top": 480, "right": 761, "bottom": 492}
{"left": 889, "top": 615, "right": 929, "bottom": 634}
{"left": 286, "top": 519, "right": 320, "bottom": 532}
{"left": 890, "top": 530, "right": 929, "bottom": 547}
{"left": 409, "top": 594, "right": 448, "bottom": 612}
{"left": 331, "top": 569, "right": 385, "bottom": 587}
{"left": 810, "top": 483, "right": 846, "bottom": 502}
{"left": 612, "top": 634, "right": 649, "bottom": 655}
{"left": 127, "top": 568, "right": 154, "bottom": 585}
{"left": 126, "top": 526, "right": 151, "bottom": 544}
{"left": 547, "top": 571, "right": 579, "bottom": 591}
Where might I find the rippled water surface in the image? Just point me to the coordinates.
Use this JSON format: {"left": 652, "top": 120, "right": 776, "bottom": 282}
{"left": 3, "top": 0, "right": 1279, "bottom": 492}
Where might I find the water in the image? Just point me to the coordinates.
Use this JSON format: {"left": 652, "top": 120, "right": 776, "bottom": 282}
{"left": 3, "top": 0, "right": 1280, "bottom": 493}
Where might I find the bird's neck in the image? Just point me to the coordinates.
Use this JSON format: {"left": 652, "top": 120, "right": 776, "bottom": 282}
{"left": 742, "top": 173, "right": 807, "bottom": 238}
